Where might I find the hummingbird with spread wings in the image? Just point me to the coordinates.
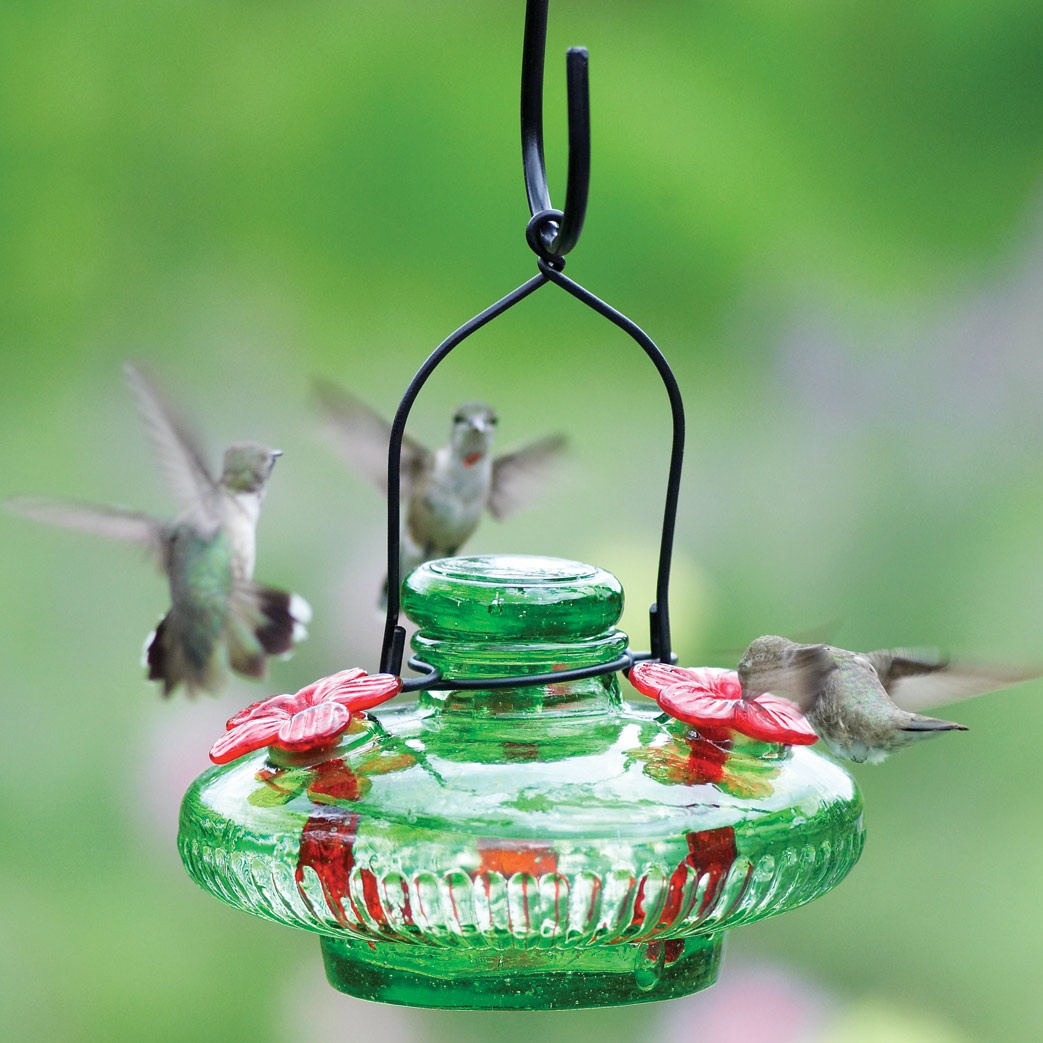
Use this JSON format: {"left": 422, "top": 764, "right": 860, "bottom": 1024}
{"left": 315, "top": 381, "right": 566, "bottom": 602}
{"left": 7, "top": 364, "right": 310, "bottom": 696}
{"left": 737, "top": 634, "right": 1037, "bottom": 763}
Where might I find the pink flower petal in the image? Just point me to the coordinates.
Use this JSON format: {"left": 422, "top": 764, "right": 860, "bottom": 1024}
{"left": 329, "top": 672, "right": 403, "bottom": 711}
{"left": 658, "top": 686, "right": 739, "bottom": 728}
{"left": 226, "top": 695, "right": 298, "bottom": 729}
{"left": 309, "top": 668, "right": 367, "bottom": 703}
{"left": 628, "top": 661, "right": 695, "bottom": 698}
{"left": 630, "top": 662, "right": 742, "bottom": 702}
{"left": 210, "top": 715, "right": 284, "bottom": 764}
{"left": 735, "top": 696, "right": 818, "bottom": 746}
{"left": 275, "top": 701, "right": 353, "bottom": 752}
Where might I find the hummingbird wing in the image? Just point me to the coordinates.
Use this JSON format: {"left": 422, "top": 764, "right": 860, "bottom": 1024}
{"left": 314, "top": 379, "right": 428, "bottom": 497}
{"left": 868, "top": 648, "right": 1039, "bottom": 712}
{"left": 124, "top": 362, "right": 219, "bottom": 523}
{"left": 488, "top": 434, "right": 567, "bottom": 519}
{"left": 6, "top": 496, "right": 166, "bottom": 559}
{"left": 754, "top": 642, "right": 838, "bottom": 710}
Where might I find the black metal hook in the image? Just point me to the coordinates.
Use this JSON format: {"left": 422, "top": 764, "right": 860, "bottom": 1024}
{"left": 521, "top": 0, "right": 590, "bottom": 264}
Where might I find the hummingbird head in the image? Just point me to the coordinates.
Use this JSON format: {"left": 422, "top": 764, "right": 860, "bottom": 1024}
{"left": 737, "top": 635, "right": 801, "bottom": 699}
{"left": 450, "top": 403, "right": 498, "bottom": 462}
{"left": 220, "top": 442, "right": 281, "bottom": 494}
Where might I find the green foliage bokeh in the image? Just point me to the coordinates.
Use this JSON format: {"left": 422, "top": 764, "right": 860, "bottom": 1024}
{"left": 2, "top": 3, "right": 1042, "bottom": 1041}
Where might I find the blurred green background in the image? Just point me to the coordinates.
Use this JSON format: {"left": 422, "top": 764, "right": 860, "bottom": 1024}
{"left": 2, "top": 2, "right": 1042, "bottom": 1040}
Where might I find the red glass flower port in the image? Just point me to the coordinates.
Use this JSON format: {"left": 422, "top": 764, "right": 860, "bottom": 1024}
{"left": 210, "top": 669, "right": 402, "bottom": 764}
{"left": 628, "top": 662, "right": 817, "bottom": 746}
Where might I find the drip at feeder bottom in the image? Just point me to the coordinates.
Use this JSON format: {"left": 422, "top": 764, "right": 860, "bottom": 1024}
{"left": 178, "top": 555, "right": 864, "bottom": 1010}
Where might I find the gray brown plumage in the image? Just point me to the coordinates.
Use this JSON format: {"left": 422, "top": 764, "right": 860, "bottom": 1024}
{"left": 7, "top": 364, "right": 310, "bottom": 696}
{"left": 315, "top": 381, "right": 566, "bottom": 601}
{"left": 737, "top": 635, "right": 1036, "bottom": 763}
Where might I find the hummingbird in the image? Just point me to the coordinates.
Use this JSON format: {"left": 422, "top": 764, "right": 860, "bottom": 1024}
{"left": 315, "top": 381, "right": 566, "bottom": 602}
{"left": 737, "top": 634, "right": 1036, "bottom": 763}
{"left": 7, "top": 363, "right": 311, "bottom": 696}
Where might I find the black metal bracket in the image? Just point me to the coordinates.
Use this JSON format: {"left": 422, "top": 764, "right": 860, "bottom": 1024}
{"left": 379, "top": 0, "right": 684, "bottom": 687}
{"left": 399, "top": 650, "right": 657, "bottom": 695}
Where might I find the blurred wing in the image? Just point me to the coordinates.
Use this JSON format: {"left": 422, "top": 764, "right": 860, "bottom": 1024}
{"left": 488, "top": 434, "right": 567, "bottom": 519}
{"left": 7, "top": 496, "right": 165, "bottom": 559}
{"left": 314, "top": 379, "right": 428, "bottom": 497}
{"left": 871, "top": 648, "right": 1040, "bottom": 711}
{"left": 755, "top": 642, "right": 836, "bottom": 710}
{"left": 124, "top": 362, "right": 217, "bottom": 518}
{"left": 866, "top": 647, "right": 947, "bottom": 702}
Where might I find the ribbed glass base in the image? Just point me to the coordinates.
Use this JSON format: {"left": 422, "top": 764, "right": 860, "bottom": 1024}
{"left": 320, "top": 933, "right": 723, "bottom": 1009}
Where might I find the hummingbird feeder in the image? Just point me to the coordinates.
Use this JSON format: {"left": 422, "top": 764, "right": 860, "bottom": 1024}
{"left": 178, "top": 0, "right": 865, "bottom": 1009}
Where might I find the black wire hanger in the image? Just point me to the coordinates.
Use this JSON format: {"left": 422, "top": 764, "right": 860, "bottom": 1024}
{"left": 379, "top": 0, "right": 685, "bottom": 690}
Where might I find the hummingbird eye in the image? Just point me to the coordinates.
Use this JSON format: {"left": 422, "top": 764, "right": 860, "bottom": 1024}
{"left": 453, "top": 413, "right": 465, "bottom": 425}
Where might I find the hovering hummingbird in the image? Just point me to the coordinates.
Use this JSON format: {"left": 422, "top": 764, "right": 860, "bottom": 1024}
{"left": 315, "top": 381, "right": 566, "bottom": 601}
{"left": 737, "top": 634, "right": 1036, "bottom": 763}
{"left": 7, "top": 363, "right": 311, "bottom": 696}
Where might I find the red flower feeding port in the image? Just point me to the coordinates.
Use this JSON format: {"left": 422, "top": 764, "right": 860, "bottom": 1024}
{"left": 629, "top": 663, "right": 819, "bottom": 746}
{"left": 210, "top": 670, "right": 402, "bottom": 764}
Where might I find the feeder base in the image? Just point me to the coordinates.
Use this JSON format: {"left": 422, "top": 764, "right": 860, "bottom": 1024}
{"left": 320, "top": 933, "right": 723, "bottom": 1009}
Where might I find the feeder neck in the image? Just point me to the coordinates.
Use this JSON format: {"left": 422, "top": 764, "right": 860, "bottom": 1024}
{"left": 401, "top": 554, "right": 628, "bottom": 715}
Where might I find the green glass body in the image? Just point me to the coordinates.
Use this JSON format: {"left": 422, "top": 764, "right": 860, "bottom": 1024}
{"left": 179, "top": 556, "right": 864, "bottom": 1009}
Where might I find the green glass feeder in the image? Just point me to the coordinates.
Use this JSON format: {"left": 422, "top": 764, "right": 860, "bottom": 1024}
{"left": 178, "top": 0, "right": 866, "bottom": 1011}
{"left": 179, "top": 555, "right": 864, "bottom": 1009}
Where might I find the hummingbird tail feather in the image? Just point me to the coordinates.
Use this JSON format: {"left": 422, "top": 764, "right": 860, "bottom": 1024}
{"left": 250, "top": 585, "right": 311, "bottom": 656}
{"left": 145, "top": 612, "right": 225, "bottom": 697}
{"left": 145, "top": 616, "right": 178, "bottom": 696}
